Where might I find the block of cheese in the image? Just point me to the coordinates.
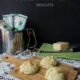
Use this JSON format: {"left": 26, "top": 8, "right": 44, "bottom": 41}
{"left": 53, "top": 42, "right": 69, "bottom": 51}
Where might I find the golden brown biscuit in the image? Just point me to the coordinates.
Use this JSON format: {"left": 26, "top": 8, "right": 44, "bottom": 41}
{"left": 45, "top": 67, "right": 65, "bottom": 80}
{"left": 20, "top": 60, "right": 39, "bottom": 74}
{"left": 40, "top": 56, "right": 57, "bottom": 69}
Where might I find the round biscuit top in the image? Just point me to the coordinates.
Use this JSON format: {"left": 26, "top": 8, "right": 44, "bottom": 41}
{"left": 40, "top": 56, "right": 57, "bottom": 69}
{"left": 45, "top": 67, "right": 65, "bottom": 80}
{"left": 20, "top": 60, "right": 39, "bottom": 75}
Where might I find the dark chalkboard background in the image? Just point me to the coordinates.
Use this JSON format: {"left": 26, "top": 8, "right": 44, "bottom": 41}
{"left": 0, "top": 0, "right": 80, "bottom": 48}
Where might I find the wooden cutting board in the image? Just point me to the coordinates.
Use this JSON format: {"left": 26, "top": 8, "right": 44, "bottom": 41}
{"left": 2, "top": 55, "right": 78, "bottom": 80}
